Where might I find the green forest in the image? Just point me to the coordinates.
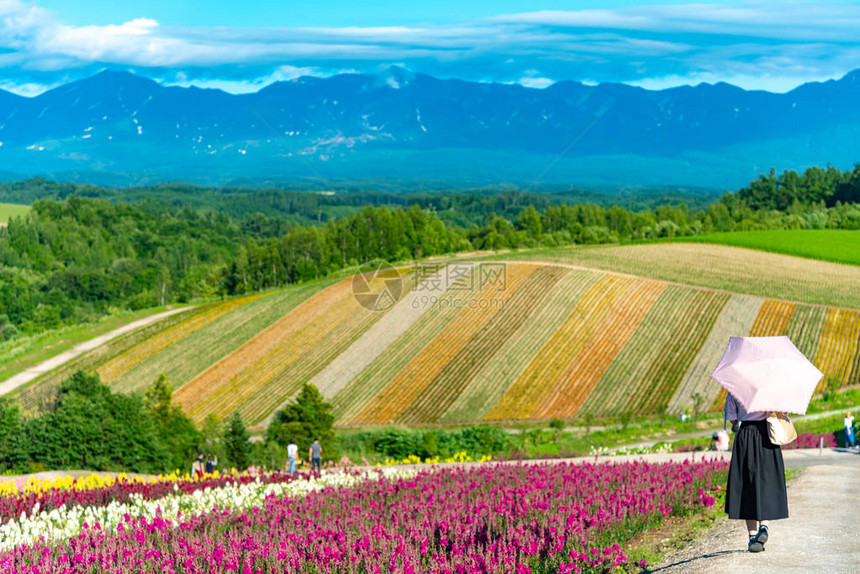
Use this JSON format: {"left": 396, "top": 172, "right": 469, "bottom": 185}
{"left": 1, "top": 164, "right": 859, "bottom": 338}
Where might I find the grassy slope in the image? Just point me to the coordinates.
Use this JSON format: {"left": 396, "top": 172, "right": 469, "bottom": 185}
{"left": 480, "top": 243, "right": 860, "bottom": 308}
{"left": 0, "top": 307, "right": 181, "bottom": 383}
{"left": 674, "top": 230, "right": 860, "bottom": 267}
{"left": 0, "top": 203, "right": 29, "bottom": 223}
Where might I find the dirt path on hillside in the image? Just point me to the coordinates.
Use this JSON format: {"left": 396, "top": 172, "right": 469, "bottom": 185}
{"left": 650, "top": 453, "right": 860, "bottom": 574}
{"left": 0, "top": 307, "right": 190, "bottom": 395}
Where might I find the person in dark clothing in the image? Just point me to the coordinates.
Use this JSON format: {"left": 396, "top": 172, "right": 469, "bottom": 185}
{"left": 309, "top": 437, "right": 322, "bottom": 474}
{"left": 205, "top": 455, "right": 218, "bottom": 474}
{"left": 725, "top": 393, "right": 789, "bottom": 553}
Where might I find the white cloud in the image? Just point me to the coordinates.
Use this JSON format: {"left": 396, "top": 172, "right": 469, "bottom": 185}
{"left": 518, "top": 76, "right": 555, "bottom": 89}
{"left": 0, "top": 0, "right": 857, "bottom": 95}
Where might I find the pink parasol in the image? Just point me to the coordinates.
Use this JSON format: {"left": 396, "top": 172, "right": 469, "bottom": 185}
{"left": 710, "top": 336, "right": 824, "bottom": 415}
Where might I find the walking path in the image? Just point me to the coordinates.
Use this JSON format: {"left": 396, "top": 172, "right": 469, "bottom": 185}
{"left": 651, "top": 450, "right": 860, "bottom": 574}
{"left": 0, "top": 307, "right": 189, "bottom": 396}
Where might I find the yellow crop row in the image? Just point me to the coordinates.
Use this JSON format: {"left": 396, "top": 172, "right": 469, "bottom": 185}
{"left": 97, "top": 293, "right": 268, "bottom": 384}
{"left": 0, "top": 470, "right": 221, "bottom": 497}
{"left": 534, "top": 279, "right": 666, "bottom": 420}
{"left": 486, "top": 273, "right": 634, "bottom": 421}
{"left": 814, "top": 308, "right": 860, "bottom": 386}
{"left": 349, "top": 264, "right": 537, "bottom": 425}
{"left": 747, "top": 299, "right": 796, "bottom": 337}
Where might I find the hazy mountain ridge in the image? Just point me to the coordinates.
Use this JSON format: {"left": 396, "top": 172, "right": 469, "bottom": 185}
{"left": 0, "top": 67, "right": 858, "bottom": 187}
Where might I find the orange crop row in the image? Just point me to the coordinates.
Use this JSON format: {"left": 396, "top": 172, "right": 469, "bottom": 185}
{"left": 173, "top": 279, "right": 354, "bottom": 417}
{"left": 349, "top": 264, "right": 537, "bottom": 425}
{"left": 485, "top": 273, "right": 634, "bottom": 421}
{"left": 97, "top": 293, "right": 268, "bottom": 384}
{"left": 533, "top": 279, "right": 666, "bottom": 420}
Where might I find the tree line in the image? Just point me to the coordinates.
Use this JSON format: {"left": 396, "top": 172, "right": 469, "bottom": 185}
{"left": 1, "top": 164, "right": 859, "bottom": 337}
{"left": 0, "top": 370, "right": 337, "bottom": 475}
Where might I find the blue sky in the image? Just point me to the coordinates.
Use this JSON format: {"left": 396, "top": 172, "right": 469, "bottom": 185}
{"left": 3, "top": 1, "right": 860, "bottom": 95}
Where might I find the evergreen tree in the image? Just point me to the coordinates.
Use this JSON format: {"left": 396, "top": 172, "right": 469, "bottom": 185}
{"left": 223, "top": 411, "right": 251, "bottom": 470}
{"left": 267, "top": 383, "right": 337, "bottom": 461}
{"left": 143, "top": 374, "right": 201, "bottom": 472}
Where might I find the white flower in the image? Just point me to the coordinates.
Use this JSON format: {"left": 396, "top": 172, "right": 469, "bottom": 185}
{"left": 0, "top": 468, "right": 414, "bottom": 553}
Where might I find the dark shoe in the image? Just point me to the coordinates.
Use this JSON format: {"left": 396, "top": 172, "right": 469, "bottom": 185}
{"left": 748, "top": 537, "right": 764, "bottom": 553}
{"left": 756, "top": 525, "right": 769, "bottom": 546}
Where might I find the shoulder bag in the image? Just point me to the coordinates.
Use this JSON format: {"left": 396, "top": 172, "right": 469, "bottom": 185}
{"left": 766, "top": 412, "right": 797, "bottom": 445}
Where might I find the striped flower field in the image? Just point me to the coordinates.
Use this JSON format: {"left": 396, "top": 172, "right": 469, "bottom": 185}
{"left": 9, "top": 251, "right": 860, "bottom": 426}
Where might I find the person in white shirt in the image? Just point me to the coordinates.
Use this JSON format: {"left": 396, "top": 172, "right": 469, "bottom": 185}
{"left": 715, "top": 429, "right": 730, "bottom": 451}
{"left": 844, "top": 412, "right": 856, "bottom": 448}
{"left": 287, "top": 439, "right": 299, "bottom": 475}
{"left": 724, "top": 393, "right": 788, "bottom": 553}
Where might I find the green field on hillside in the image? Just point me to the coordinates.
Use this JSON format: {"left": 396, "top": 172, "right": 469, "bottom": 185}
{"left": 479, "top": 243, "right": 860, "bottom": 309}
{"left": 0, "top": 306, "right": 182, "bottom": 384}
{"left": 0, "top": 202, "right": 29, "bottom": 223}
{"left": 675, "top": 230, "right": 860, "bottom": 266}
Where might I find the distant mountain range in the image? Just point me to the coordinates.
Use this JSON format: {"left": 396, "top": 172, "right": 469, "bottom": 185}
{"left": 0, "top": 67, "right": 858, "bottom": 189}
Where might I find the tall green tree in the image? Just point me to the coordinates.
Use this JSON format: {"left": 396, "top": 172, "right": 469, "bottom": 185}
{"left": 266, "top": 383, "right": 336, "bottom": 461}
{"left": 143, "top": 374, "right": 201, "bottom": 472}
{"left": 223, "top": 411, "right": 251, "bottom": 470}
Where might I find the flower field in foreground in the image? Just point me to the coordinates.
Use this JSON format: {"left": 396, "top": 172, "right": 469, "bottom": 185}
{"left": 0, "top": 469, "right": 413, "bottom": 555}
{"left": 0, "top": 459, "right": 727, "bottom": 573}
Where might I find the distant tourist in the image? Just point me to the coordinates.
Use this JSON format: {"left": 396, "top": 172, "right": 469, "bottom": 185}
{"left": 309, "top": 437, "right": 322, "bottom": 474}
{"left": 711, "top": 429, "right": 730, "bottom": 451}
{"left": 192, "top": 453, "right": 205, "bottom": 479}
{"left": 205, "top": 455, "right": 218, "bottom": 474}
{"left": 845, "top": 412, "right": 856, "bottom": 448}
{"left": 287, "top": 439, "right": 299, "bottom": 475}
{"left": 725, "top": 393, "right": 788, "bottom": 553}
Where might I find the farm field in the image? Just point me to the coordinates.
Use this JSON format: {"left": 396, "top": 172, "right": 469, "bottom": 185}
{"left": 676, "top": 229, "right": 860, "bottom": 266}
{"left": 323, "top": 262, "right": 860, "bottom": 426}
{"left": 0, "top": 202, "right": 29, "bottom": 224}
{"left": 480, "top": 243, "right": 860, "bottom": 308}
{"left": 18, "top": 256, "right": 860, "bottom": 427}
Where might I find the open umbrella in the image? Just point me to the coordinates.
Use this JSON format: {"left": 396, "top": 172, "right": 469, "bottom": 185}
{"left": 710, "top": 336, "right": 823, "bottom": 415}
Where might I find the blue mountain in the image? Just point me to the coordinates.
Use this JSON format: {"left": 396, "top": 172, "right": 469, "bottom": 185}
{"left": 0, "top": 67, "right": 857, "bottom": 188}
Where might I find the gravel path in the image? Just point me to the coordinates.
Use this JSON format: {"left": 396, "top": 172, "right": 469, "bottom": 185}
{"left": 650, "top": 450, "right": 860, "bottom": 574}
{"left": 0, "top": 307, "right": 189, "bottom": 395}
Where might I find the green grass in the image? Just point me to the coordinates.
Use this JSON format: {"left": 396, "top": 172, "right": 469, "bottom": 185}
{"left": 794, "top": 414, "right": 847, "bottom": 435}
{"left": 675, "top": 230, "right": 860, "bottom": 267}
{"left": 0, "top": 306, "right": 182, "bottom": 383}
{"left": 0, "top": 203, "right": 29, "bottom": 223}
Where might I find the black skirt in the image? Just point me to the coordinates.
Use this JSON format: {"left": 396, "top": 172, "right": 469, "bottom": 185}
{"left": 725, "top": 420, "right": 789, "bottom": 520}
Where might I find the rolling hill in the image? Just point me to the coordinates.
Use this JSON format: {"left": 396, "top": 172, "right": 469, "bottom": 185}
{"left": 8, "top": 244, "right": 860, "bottom": 427}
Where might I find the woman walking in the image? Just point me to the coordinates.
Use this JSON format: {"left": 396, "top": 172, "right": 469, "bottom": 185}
{"left": 725, "top": 393, "right": 789, "bottom": 552}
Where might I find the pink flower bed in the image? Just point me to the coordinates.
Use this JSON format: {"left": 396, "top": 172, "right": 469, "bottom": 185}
{"left": 0, "top": 471, "right": 297, "bottom": 523}
{"left": 0, "top": 459, "right": 727, "bottom": 573}
{"left": 782, "top": 432, "right": 837, "bottom": 449}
